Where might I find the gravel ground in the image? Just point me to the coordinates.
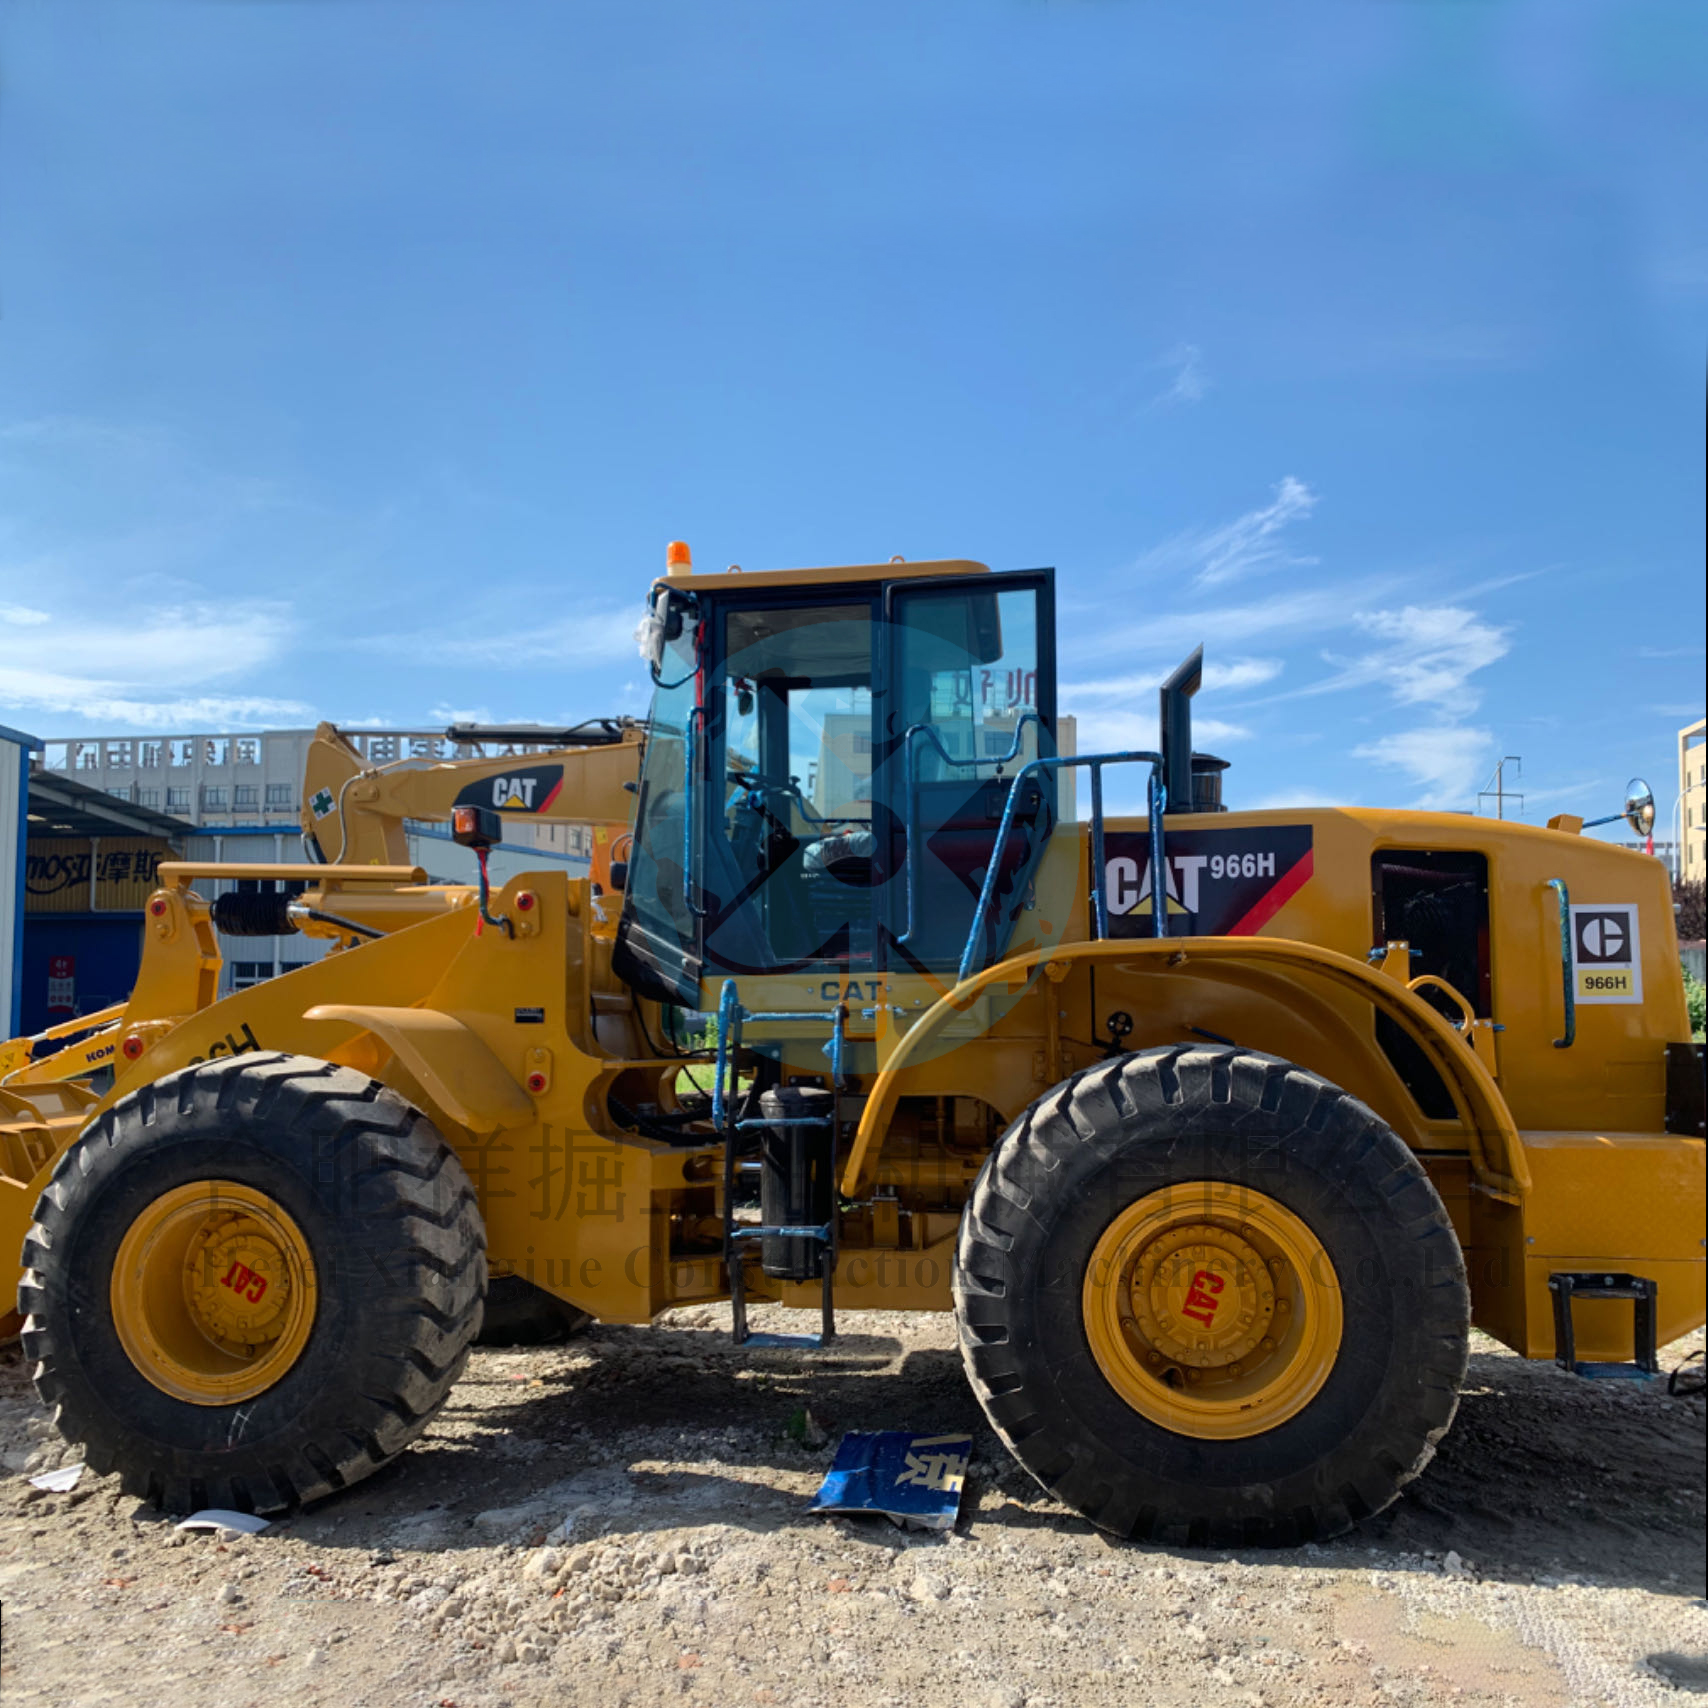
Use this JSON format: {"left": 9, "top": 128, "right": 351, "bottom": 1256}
{"left": 1, "top": 1309, "right": 1703, "bottom": 1708}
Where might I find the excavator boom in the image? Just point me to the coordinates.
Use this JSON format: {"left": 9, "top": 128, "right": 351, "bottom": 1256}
{"left": 299, "top": 718, "right": 644, "bottom": 874}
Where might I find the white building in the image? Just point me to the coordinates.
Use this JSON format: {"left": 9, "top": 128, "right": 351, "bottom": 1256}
{"left": 1681, "top": 717, "right": 1706, "bottom": 887}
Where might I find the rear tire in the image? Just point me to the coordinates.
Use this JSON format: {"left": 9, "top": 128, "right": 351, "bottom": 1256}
{"left": 18, "top": 1053, "right": 486, "bottom": 1513}
{"left": 953, "top": 1045, "right": 1468, "bottom": 1547}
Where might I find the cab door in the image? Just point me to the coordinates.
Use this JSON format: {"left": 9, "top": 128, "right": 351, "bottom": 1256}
{"left": 882, "top": 571, "right": 1057, "bottom": 971}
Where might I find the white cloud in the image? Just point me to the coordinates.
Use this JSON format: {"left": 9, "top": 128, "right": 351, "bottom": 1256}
{"left": 368, "top": 609, "right": 639, "bottom": 667}
{"left": 1065, "top": 708, "right": 1250, "bottom": 755}
{"left": 1130, "top": 476, "right": 1318, "bottom": 590}
{"left": 1312, "top": 606, "right": 1510, "bottom": 709}
{"left": 2, "top": 604, "right": 51, "bottom": 625}
{"left": 1068, "top": 584, "right": 1368, "bottom": 681}
{"left": 1352, "top": 725, "right": 1494, "bottom": 810}
{"left": 1153, "top": 343, "right": 1209, "bottom": 407}
{"left": 0, "top": 603, "right": 307, "bottom": 731}
{"left": 1062, "top": 657, "right": 1283, "bottom": 700}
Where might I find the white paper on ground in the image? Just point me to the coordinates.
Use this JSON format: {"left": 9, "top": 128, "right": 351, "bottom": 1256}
{"left": 28, "top": 1463, "right": 85, "bottom": 1492}
{"left": 176, "top": 1509, "right": 270, "bottom": 1533}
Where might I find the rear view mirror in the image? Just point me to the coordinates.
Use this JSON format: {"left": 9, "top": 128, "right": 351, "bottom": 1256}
{"left": 1624, "top": 778, "right": 1655, "bottom": 838}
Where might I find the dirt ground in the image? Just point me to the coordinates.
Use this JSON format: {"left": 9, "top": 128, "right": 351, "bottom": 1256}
{"left": 0, "top": 1309, "right": 1702, "bottom": 1708}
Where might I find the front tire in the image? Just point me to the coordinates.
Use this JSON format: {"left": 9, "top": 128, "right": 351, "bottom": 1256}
{"left": 953, "top": 1045, "right": 1468, "bottom": 1547}
{"left": 18, "top": 1054, "right": 486, "bottom": 1513}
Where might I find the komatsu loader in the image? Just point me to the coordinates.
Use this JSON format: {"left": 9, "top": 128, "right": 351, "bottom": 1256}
{"left": 2, "top": 545, "right": 1701, "bottom": 1546}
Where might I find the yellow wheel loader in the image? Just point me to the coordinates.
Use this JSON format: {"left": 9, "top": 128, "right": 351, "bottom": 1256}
{"left": 2, "top": 546, "right": 1702, "bottom": 1546}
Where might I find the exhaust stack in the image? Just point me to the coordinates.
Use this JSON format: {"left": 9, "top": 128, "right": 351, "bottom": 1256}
{"left": 1159, "top": 647, "right": 1202, "bottom": 815}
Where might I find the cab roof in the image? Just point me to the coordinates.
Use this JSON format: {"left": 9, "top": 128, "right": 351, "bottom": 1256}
{"left": 651, "top": 557, "right": 991, "bottom": 596}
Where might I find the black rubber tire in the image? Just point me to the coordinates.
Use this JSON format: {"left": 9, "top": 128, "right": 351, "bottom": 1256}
{"left": 476, "top": 1275, "right": 592, "bottom": 1346}
{"left": 17, "top": 1053, "right": 486, "bottom": 1514}
{"left": 953, "top": 1045, "right": 1469, "bottom": 1547}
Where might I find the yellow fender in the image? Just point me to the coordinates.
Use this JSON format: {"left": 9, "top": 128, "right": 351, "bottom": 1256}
{"left": 303, "top": 1004, "right": 535, "bottom": 1135}
{"left": 843, "top": 936, "right": 1531, "bottom": 1203}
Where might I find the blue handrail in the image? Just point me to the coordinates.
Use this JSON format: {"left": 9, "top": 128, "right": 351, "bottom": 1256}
{"left": 711, "top": 977, "right": 849, "bottom": 1128}
{"left": 957, "top": 750, "right": 1167, "bottom": 983}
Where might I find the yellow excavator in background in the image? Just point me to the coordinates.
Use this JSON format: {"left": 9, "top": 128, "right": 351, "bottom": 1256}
{"left": 299, "top": 716, "right": 644, "bottom": 889}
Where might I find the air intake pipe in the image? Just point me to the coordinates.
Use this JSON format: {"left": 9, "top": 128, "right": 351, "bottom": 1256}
{"left": 1158, "top": 646, "right": 1202, "bottom": 815}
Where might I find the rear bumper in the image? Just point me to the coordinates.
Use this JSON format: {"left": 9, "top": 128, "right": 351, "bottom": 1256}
{"left": 1469, "top": 1131, "right": 1705, "bottom": 1361}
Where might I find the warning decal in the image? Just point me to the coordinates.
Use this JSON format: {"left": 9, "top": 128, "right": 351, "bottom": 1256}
{"left": 1569, "top": 903, "right": 1642, "bottom": 1005}
{"left": 453, "top": 764, "right": 566, "bottom": 816}
{"left": 1103, "top": 825, "right": 1314, "bottom": 938}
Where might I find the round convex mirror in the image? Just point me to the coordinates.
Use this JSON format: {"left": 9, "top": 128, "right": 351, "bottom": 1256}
{"left": 1623, "top": 777, "right": 1656, "bottom": 838}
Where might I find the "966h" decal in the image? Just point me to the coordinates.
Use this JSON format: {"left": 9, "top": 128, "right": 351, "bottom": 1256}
{"left": 1569, "top": 903, "right": 1643, "bottom": 1004}
{"left": 1103, "top": 826, "right": 1314, "bottom": 938}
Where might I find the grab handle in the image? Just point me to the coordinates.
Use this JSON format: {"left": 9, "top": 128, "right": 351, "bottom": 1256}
{"left": 1546, "top": 878, "right": 1575, "bottom": 1049}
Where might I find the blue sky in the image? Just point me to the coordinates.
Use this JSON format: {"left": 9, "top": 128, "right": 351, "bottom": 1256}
{"left": 1, "top": 2, "right": 1703, "bottom": 836}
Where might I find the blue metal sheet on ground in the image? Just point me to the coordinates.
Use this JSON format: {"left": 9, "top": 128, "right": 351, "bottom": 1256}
{"left": 807, "top": 1431, "right": 972, "bottom": 1530}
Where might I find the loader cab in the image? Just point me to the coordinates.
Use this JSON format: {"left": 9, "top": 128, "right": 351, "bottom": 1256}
{"left": 613, "top": 560, "right": 1056, "bottom": 1006}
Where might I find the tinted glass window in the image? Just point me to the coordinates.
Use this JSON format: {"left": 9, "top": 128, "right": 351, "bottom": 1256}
{"left": 1372, "top": 849, "right": 1491, "bottom": 1119}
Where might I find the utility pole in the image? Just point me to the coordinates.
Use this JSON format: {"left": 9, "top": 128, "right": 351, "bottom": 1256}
{"left": 1478, "top": 756, "right": 1523, "bottom": 820}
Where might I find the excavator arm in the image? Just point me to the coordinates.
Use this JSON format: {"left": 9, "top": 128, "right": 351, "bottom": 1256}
{"left": 299, "top": 720, "right": 644, "bottom": 877}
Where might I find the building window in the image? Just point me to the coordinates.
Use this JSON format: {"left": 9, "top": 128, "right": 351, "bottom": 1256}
{"left": 137, "top": 789, "right": 160, "bottom": 808}
{"left": 106, "top": 786, "right": 133, "bottom": 803}
{"left": 77, "top": 747, "right": 100, "bottom": 771}
{"left": 170, "top": 739, "right": 195, "bottom": 767}
{"left": 201, "top": 786, "right": 228, "bottom": 812}
{"left": 367, "top": 735, "right": 399, "bottom": 763}
{"left": 230, "top": 961, "right": 274, "bottom": 991}
{"left": 165, "top": 787, "right": 191, "bottom": 812}
{"left": 234, "top": 784, "right": 259, "bottom": 809}
{"left": 140, "top": 742, "right": 162, "bottom": 769}
{"left": 104, "top": 741, "right": 133, "bottom": 768}
{"left": 236, "top": 738, "right": 260, "bottom": 765}
{"left": 265, "top": 784, "right": 294, "bottom": 809}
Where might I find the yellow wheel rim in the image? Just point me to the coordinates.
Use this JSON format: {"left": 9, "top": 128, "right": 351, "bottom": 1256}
{"left": 1082, "top": 1180, "right": 1342, "bottom": 1440}
{"left": 111, "top": 1180, "right": 319, "bottom": 1406}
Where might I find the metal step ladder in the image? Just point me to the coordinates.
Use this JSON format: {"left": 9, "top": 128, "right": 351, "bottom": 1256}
{"left": 711, "top": 978, "right": 846, "bottom": 1349}
{"left": 1548, "top": 1271, "right": 1659, "bottom": 1380}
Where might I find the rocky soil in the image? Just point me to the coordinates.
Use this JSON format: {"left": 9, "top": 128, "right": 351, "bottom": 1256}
{"left": 0, "top": 1310, "right": 1702, "bottom": 1708}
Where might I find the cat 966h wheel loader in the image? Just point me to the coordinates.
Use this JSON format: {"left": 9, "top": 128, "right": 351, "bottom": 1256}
{"left": 2, "top": 546, "right": 1702, "bottom": 1545}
